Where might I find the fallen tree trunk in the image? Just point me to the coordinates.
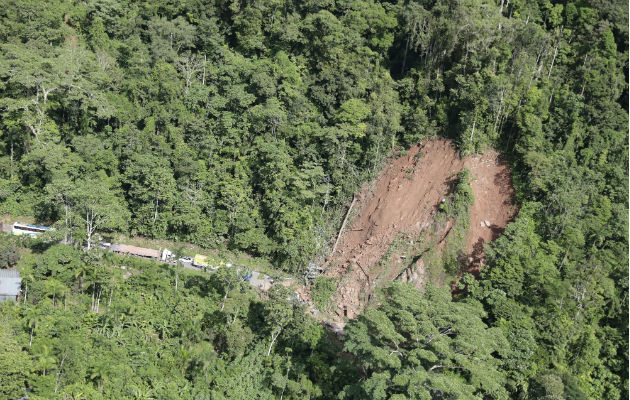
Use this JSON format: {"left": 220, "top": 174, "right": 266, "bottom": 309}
{"left": 331, "top": 194, "right": 357, "bottom": 257}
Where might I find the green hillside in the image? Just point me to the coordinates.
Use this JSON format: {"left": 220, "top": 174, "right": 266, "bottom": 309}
{"left": 0, "top": 0, "right": 627, "bottom": 399}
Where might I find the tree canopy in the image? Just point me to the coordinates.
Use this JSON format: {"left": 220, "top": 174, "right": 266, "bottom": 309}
{"left": 0, "top": 0, "right": 627, "bottom": 398}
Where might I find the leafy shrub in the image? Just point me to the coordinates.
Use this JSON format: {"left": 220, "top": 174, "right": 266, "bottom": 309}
{"left": 0, "top": 237, "right": 20, "bottom": 268}
{"left": 439, "top": 169, "right": 474, "bottom": 221}
{"left": 311, "top": 276, "right": 336, "bottom": 310}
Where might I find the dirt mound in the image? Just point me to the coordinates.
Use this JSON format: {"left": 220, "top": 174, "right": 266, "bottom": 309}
{"left": 323, "top": 139, "right": 517, "bottom": 320}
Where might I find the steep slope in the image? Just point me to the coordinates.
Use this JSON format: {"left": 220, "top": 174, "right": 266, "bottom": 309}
{"left": 323, "top": 139, "right": 517, "bottom": 319}
{"left": 463, "top": 151, "right": 519, "bottom": 273}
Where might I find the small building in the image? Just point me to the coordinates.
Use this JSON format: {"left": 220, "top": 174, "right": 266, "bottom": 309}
{"left": 111, "top": 244, "right": 160, "bottom": 259}
{"left": 0, "top": 269, "right": 21, "bottom": 302}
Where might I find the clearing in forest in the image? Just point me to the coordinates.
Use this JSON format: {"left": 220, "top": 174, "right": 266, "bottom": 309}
{"left": 322, "top": 138, "right": 517, "bottom": 320}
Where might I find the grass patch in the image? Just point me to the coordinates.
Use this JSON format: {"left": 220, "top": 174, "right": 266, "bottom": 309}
{"left": 437, "top": 169, "right": 474, "bottom": 277}
{"left": 413, "top": 150, "right": 424, "bottom": 163}
{"left": 405, "top": 167, "right": 415, "bottom": 180}
{"left": 311, "top": 276, "right": 337, "bottom": 310}
{"left": 438, "top": 169, "right": 474, "bottom": 220}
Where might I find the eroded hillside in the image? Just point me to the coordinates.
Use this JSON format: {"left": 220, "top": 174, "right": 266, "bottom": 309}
{"left": 323, "top": 139, "right": 517, "bottom": 319}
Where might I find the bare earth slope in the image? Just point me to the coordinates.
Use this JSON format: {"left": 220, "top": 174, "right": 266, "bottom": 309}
{"left": 323, "top": 139, "right": 517, "bottom": 319}
{"left": 464, "top": 150, "right": 519, "bottom": 273}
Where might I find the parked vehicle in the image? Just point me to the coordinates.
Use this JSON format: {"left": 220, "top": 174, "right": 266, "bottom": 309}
{"left": 192, "top": 254, "right": 208, "bottom": 267}
{"left": 12, "top": 222, "right": 53, "bottom": 237}
{"left": 161, "top": 248, "right": 173, "bottom": 262}
{"left": 111, "top": 244, "right": 160, "bottom": 260}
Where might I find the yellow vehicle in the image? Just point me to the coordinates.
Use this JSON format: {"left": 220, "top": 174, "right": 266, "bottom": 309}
{"left": 193, "top": 254, "right": 209, "bottom": 268}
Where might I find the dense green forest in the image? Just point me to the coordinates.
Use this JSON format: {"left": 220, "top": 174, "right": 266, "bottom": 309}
{"left": 0, "top": 0, "right": 627, "bottom": 399}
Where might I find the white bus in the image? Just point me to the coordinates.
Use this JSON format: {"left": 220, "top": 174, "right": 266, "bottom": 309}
{"left": 12, "top": 223, "right": 53, "bottom": 237}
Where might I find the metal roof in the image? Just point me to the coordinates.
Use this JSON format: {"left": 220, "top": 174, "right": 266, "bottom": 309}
{"left": 0, "top": 269, "right": 21, "bottom": 296}
{"left": 112, "top": 244, "right": 160, "bottom": 258}
{"left": 28, "top": 224, "right": 53, "bottom": 230}
{"left": 0, "top": 269, "right": 20, "bottom": 278}
{"left": 12, "top": 222, "right": 53, "bottom": 230}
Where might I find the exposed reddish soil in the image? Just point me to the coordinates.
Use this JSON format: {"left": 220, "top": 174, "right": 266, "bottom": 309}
{"left": 323, "top": 138, "right": 517, "bottom": 320}
{"left": 463, "top": 151, "right": 519, "bottom": 274}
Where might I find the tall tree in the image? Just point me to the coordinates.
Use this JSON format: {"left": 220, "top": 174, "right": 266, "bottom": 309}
{"left": 71, "top": 173, "right": 129, "bottom": 250}
{"left": 341, "top": 283, "right": 510, "bottom": 399}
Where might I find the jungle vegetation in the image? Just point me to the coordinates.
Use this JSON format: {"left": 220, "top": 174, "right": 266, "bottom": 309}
{"left": 0, "top": 0, "right": 627, "bottom": 399}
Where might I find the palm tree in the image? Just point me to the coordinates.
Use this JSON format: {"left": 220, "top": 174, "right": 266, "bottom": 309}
{"left": 73, "top": 261, "right": 92, "bottom": 293}
{"left": 34, "top": 344, "right": 56, "bottom": 376}
{"left": 90, "top": 361, "right": 109, "bottom": 392}
{"left": 44, "top": 278, "right": 67, "bottom": 307}
{"left": 24, "top": 307, "right": 39, "bottom": 348}
{"left": 191, "top": 342, "right": 216, "bottom": 383}
{"left": 105, "top": 273, "right": 120, "bottom": 311}
{"left": 155, "top": 319, "right": 171, "bottom": 340}
{"left": 176, "top": 346, "right": 193, "bottom": 375}
{"left": 21, "top": 269, "right": 35, "bottom": 304}
{"left": 133, "top": 386, "right": 156, "bottom": 400}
